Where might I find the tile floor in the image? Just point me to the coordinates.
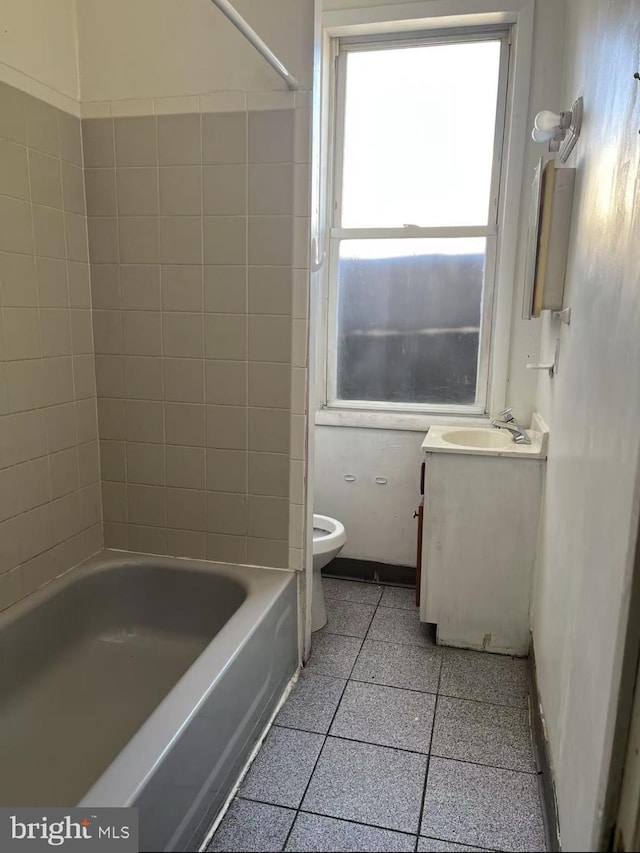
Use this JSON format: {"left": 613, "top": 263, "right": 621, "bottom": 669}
{"left": 208, "top": 579, "right": 546, "bottom": 853}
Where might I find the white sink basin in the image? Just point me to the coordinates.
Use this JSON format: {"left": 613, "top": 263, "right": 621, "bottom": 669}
{"left": 422, "top": 417, "right": 547, "bottom": 459}
{"left": 441, "top": 428, "right": 513, "bottom": 449}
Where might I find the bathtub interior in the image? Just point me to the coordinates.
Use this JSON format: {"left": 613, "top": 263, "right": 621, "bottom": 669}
{"left": 0, "top": 564, "right": 247, "bottom": 808}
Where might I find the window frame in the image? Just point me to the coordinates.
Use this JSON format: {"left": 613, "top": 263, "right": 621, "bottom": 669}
{"left": 322, "top": 27, "right": 512, "bottom": 418}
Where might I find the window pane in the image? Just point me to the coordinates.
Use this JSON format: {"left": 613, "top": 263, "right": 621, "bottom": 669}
{"left": 341, "top": 40, "right": 502, "bottom": 228}
{"left": 335, "top": 239, "right": 486, "bottom": 405}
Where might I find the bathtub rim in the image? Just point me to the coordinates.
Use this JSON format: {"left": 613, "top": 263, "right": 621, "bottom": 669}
{"left": 1, "top": 548, "right": 297, "bottom": 810}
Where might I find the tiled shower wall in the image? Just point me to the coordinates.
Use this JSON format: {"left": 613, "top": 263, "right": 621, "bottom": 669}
{"left": 0, "top": 83, "right": 102, "bottom": 610}
{"left": 83, "top": 101, "right": 309, "bottom": 569}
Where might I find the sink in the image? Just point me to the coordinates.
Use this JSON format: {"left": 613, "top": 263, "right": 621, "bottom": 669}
{"left": 441, "top": 428, "right": 513, "bottom": 449}
{"left": 423, "top": 418, "right": 546, "bottom": 458}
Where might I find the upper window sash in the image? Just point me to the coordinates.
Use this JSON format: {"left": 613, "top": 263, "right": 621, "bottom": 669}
{"left": 332, "top": 29, "right": 510, "bottom": 234}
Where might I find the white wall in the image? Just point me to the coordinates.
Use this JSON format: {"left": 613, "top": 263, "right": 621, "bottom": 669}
{"left": 0, "top": 0, "right": 80, "bottom": 112}
{"left": 76, "top": 0, "right": 314, "bottom": 103}
{"left": 0, "top": 0, "right": 315, "bottom": 110}
{"left": 532, "top": 1, "right": 640, "bottom": 849}
{"left": 314, "top": 0, "right": 565, "bottom": 565}
{"left": 315, "top": 428, "right": 424, "bottom": 566}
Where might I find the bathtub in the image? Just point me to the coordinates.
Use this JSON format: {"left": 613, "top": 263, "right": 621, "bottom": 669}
{"left": 0, "top": 550, "right": 298, "bottom": 852}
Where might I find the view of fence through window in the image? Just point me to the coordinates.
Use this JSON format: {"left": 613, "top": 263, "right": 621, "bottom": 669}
{"left": 331, "top": 36, "right": 504, "bottom": 408}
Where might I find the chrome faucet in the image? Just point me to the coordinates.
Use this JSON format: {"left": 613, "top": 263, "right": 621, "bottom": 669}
{"left": 490, "top": 408, "right": 532, "bottom": 445}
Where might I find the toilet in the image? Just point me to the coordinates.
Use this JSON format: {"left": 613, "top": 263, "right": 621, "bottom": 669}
{"left": 312, "top": 514, "right": 347, "bottom": 632}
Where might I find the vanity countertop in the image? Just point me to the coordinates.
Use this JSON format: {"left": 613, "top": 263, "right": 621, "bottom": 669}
{"left": 422, "top": 425, "right": 548, "bottom": 459}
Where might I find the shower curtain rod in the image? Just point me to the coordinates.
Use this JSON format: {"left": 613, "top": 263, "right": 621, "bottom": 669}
{"left": 209, "top": 0, "right": 299, "bottom": 90}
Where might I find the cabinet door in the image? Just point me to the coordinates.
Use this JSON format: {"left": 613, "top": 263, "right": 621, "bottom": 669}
{"left": 422, "top": 451, "right": 542, "bottom": 655}
{"left": 416, "top": 460, "right": 426, "bottom": 605}
{"left": 416, "top": 500, "right": 424, "bottom": 606}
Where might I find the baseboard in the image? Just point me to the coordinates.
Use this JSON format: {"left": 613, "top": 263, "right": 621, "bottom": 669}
{"left": 529, "top": 648, "right": 560, "bottom": 852}
{"left": 322, "top": 557, "right": 416, "bottom": 586}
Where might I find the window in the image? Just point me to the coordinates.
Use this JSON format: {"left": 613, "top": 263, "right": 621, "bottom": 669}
{"left": 325, "top": 30, "right": 510, "bottom": 415}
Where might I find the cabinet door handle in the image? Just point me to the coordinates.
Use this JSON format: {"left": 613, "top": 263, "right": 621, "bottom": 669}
{"left": 413, "top": 510, "right": 419, "bottom": 519}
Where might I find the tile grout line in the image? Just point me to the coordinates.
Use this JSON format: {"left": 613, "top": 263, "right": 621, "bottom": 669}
{"left": 199, "top": 112, "right": 207, "bottom": 550}
{"left": 152, "top": 114, "right": 167, "bottom": 545}
{"left": 278, "top": 585, "right": 383, "bottom": 851}
{"left": 243, "top": 106, "right": 249, "bottom": 549}
{"left": 232, "top": 793, "right": 499, "bottom": 852}
{"left": 347, "top": 674, "right": 439, "bottom": 697}
{"left": 109, "top": 116, "right": 130, "bottom": 538}
{"left": 431, "top": 689, "right": 527, "bottom": 711}
{"left": 413, "top": 639, "right": 443, "bottom": 852}
{"left": 230, "top": 585, "right": 441, "bottom": 847}
{"left": 56, "top": 116, "right": 84, "bottom": 502}
{"left": 322, "top": 597, "right": 529, "bottom": 710}
{"left": 234, "top": 796, "right": 421, "bottom": 844}
{"left": 269, "top": 725, "right": 538, "bottom": 776}
{"left": 214, "top": 580, "right": 537, "bottom": 850}
{"left": 419, "top": 838, "right": 497, "bottom": 853}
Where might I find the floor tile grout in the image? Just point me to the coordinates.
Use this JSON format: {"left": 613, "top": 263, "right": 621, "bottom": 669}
{"left": 235, "top": 795, "right": 297, "bottom": 813}
{"left": 353, "top": 594, "right": 425, "bottom": 841}
{"left": 435, "top": 690, "right": 528, "bottom": 710}
{"left": 347, "top": 676, "right": 438, "bottom": 697}
{"left": 319, "top": 635, "right": 528, "bottom": 709}
{"left": 270, "top": 723, "right": 537, "bottom": 776}
{"left": 339, "top": 677, "right": 439, "bottom": 699}
{"left": 326, "top": 593, "right": 379, "bottom": 605}
{"left": 231, "top": 793, "right": 500, "bottom": 853}
{"left": 347, "top": 673, "right": 527, "bottom": 709}
{"left": 321, "top": 627, "right": 435, "bottom": 649}
{"left": 419, "top": 834, "right": 497, "bottom": 852}
{"left": 326, "top": 598, "right": 415, "bottom": 612}
{"left": 318, "top": 630, "right": 372, "bottom": 641}
{"left": 236, "top": 795, "right": 418, "bottom": 842}
{"left": 274, "top": 725, "right": 432, "bottom": 758}
{"left": 321, "top": 591, "right": 529, "bottom": 701}
{"left": 309, "top": 591, "right": 533, "bottom": 823}
{"left": 212, "top": 578, "right": 540, "bottom": 852}
{"left": 279, "top": 590, "right": 383, "bottom": 851}
{"left": 427, "top": 752, "right": 537, "bottom": 776}
{"left": 414, "top": 646, "right": 443, "bottom": 850}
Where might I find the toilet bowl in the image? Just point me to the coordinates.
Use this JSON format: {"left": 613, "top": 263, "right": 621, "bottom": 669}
{"left": 312, "top": 514, "right": 347, "bottom": 632}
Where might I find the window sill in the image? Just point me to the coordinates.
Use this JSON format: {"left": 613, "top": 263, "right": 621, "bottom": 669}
{"left": 315, "top": 407, "right": 492, "bottom": 432}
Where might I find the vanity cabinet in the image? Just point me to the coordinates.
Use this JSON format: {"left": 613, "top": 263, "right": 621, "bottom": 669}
{"left": 420, "top": 450, "right": 544, "bottom": 656}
